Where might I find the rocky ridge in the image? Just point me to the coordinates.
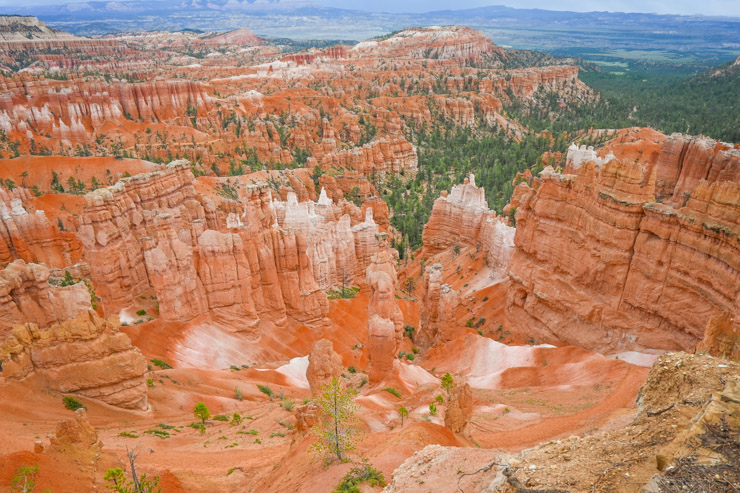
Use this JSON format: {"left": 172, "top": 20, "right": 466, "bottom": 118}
{"left": 506, "top": 131, "right": 740, "bottom": 353}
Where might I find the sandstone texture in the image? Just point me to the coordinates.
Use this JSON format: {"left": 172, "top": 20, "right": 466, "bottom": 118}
{"left": 422, "top": 174, "right": 515, "bottom": 279}
{"left": 507, "top": 131, "right": 740, "bottom": 353}
{"left": 366, "top": 234, "right": 403, "bottom": 383}
{"left": 0, "top": 261, "right": 148, "bottom": 409}
{"left": 306, "top": 339, "right": 343, "bottom": 395}
{"left": 444, "top": 382, "right": 473, "bottom": 434}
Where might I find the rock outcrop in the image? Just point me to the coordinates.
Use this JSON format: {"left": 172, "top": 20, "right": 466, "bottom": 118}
{"left": 507, "top": 131, "right": 740, "bottom": 353}
{"left": 0, "top": 261, "right": 148, "bottom": 409}
{"left": 0, "top": 198, "right": 82, "bottom": 268}
{"left": 350, "top": 26, "right": 504, "bottom": 63}
{"left": 444, "top": 382, "right": 473, "bottom": 434}
{"left": 79, "top": 161, "right": 329, "bottom": 326}
{"left": 306, "top": 339, "right": 343, "bottom": 395}
{"left": 422, "top": 174, "right": 515, "bottom": 279}
{"left": 417, "top": 264, "right": 458, "bottom": 349}
{"left": 366, "top": 233, "right": 403, "bottom": 383}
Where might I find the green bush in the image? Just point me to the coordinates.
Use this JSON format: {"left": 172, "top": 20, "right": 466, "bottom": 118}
{"left": 405, "top": 353, "right": 415, "bottom": 361}
{"left": 213, "top": 414, "right": 229, "bottom": 422}
{"left": 334, "top": 463, "right": 386, "bottom": 493}
{"left": 150, "top": 358, "right": 172, "bottom": 370}
{"left": 348, "top": 366, "right": 357, "bottom": 374}
{"left": 257, "top": 384, "right": 274, "bottom": 400}
{"left": 231, "top": 413, "right": 242, "bottom": 425}
{"left": 118, "top": 431, "right": 139, "bottom": 438}
{"left": 136, "top": 309, "right": 147, "bottom": 316}
{"left": 382, "top": 387, "right": 401, "bottom": 398}
{"left": 280, "top": 398, "right": 295, "bottom": 411}
{"left": 429, "top": 402, "right": 438, "bottom": 416}
{"left": 144, "top": 429, "right": 170, "bottom": 439}
{"left": 63, "top": 396, "right": 85, "bottom": 411}
{"left": 188, "top": 422, "right": 206, "bottom": 434}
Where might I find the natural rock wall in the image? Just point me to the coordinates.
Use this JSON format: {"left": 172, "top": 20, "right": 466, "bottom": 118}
{"left": 79, "top": 161, "right": 328, "bottom": 326}
{"left": 273, "top": 190, "right": 382, "bottom": 290}
{"left": 422, "top": 174, "right": 515, "bottom": 278}
{"left": 350, "top": 26, "right": 504, "bottom": 63}
{"left": 507, "top": 131, "right": 740, "bottom": 353}
{"left": 0, "top": 198, "right": 82, "bottom": 268}
{"left": 417, "top": 263, "right": 458, "bottom": 349}
{"left": 309, "top": 137, "right": 418, "bottom": 177}
{"left": 366, "top": 233, "right": 403, "bottom": 383}
{"left": 0, "top": 260, "right": 148, "bottom": 409}
{"left": 0, "top": 77, "right": 214, "bottom": 141}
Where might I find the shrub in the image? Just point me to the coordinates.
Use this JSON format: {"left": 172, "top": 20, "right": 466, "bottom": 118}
{"left": 429, "top": 403, "right": 438, "bottom": 416}
{"left": 435, "top": 395, "right": 444, "bottom": 404}
{"left": 381, "top": 387, "right": 401, "bottom": 398}
{"left": 280, "top": 398, "right": 295, "bottom": 411}
{"left": 333, "top": 463, "right": 386, "bottom": 493}
{"left": 234, "top": 386, "right": 243, "bottom": 401}
{"left": 213, "top": 414, "right": 229, "bottom": 422}
{"left": 237, "top": 429, "right": 258, "bottom": 435}
{"left": 270, "top": 431, "right": 286, "bottom": 438}
{"left": 188, "top": 422, "right": 206, "bottom": 434}
{"left": 118, "top": 431, "right": 139, "bottom": 438}
{"left": 348, "top": 366, "right": 357, "bottom": 374}
{"left": 150, "top": 358, "right": 172, "bottom": 370}
{"left": 146, "top": 378, "right": 154, "bottom": 388}
{"left": 63, "top": 396, "right": 85, "bottom": 411}
{"left": 405, "top": 353, "right": 415, "bottom": 361}
{"left": 158, "top": 423, "right": 175, "bottom": 429}
{"left": 144, "top": 429, "right": 170, "bottom": 439}
{"left": 257, "top": 384, "right": 274, "bottom": 400}
{"left": 194, "top": 402, "right": 210, "bottom": 424}
{"left": 482, "top": 296, "right": 489, "bottom": 302}
{"left": 403, "top": 324, "right": 415, "bottom": 340}
{"left": 465, "top": 318, "right": 475, "bottom": 328}
{"left": 136, "top": 309, "right": 147, "bottom": 316}
{"left": 231, "top": 413, "right": 242, "bottom": 425}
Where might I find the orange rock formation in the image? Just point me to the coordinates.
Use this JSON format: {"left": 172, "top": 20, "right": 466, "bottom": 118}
{"left": 507, "top": 130, "right": 740, "bottom": 353}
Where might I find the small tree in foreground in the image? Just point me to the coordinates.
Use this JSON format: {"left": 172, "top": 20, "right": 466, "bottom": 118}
{"left": 311, "top": 377, "right": 362, "bottom": 463}
{"left": 399, "top": 406, "right": 409, "bottom": 427}
{"left": 104, "top": 447, "right": 160, "bottom": 493}
{"left": 10, "top": 464, "right": 38, "bottom": 493}
{"left": 193, "top": 402, "right": 210, "bottom": 424}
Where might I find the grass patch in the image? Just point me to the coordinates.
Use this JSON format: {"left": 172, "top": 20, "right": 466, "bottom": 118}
{"left": 150, "top": 358, "right": 173, "bottom": 370}
{"left": 144, "top": 429, "right": 170, "bottom": 439}
{"left": 257, "top": 384, "right": 274, "bottom": 400}
{"left": 381, "top": 387, "right": 401, "bottom": 398}
{"left": 326, "top": 286, "right": 360, "bottom": 300}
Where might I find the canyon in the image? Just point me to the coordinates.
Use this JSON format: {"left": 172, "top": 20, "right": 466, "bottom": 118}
{"left": 0, "top": 17, "right": 737, "bottom": 493}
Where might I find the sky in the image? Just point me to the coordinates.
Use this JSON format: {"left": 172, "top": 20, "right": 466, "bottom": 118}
{"left": 316, "top": 0, "right": 740, "bottom": 16}
{"left": 3, "top": 0, "right": 740, "bottom": 17}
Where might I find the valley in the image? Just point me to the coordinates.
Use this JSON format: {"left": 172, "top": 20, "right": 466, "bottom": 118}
{"left": 0, "top": 13, "right": 737, "bottom": 493}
